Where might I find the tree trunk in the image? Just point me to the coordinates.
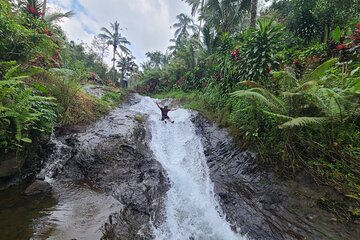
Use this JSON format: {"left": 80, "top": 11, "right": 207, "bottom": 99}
{"left": 42, "top": 0, "right": 47, "bottom": 17}
{"left": 198, "top": 0, "right": 205, "bottom": 41}
{"left": 250, "top": 0, "right": 258, "bottom": 28}
{"left": 112, "top": 48, "right": 116, "bottom": 83}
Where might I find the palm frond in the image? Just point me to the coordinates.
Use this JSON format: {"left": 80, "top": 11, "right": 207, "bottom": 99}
{"left": 44, "top": 11, "right": 74, "bottom": 23}
{"left": 272, "top": 70, "right": 299, "bottom": 90}
{"left": 99, "top": 27, "right": 113, "bottom": 38}
{"left": 231, "top": 88, "right": 284, "bottom": 110}
{"left": 262, "top": 110, "right": 293, "bottom": 121}
{"left": 295, "top": 80, "right": 318, "bottom": 91}
{"left": 279, "top": 117, "right": 327, "bottom": 129}
{"left": 4, "top": 65, "right": 21, "bottom": 80}
{"left": 119, "top": 45, "right": 131, "bottom": 55}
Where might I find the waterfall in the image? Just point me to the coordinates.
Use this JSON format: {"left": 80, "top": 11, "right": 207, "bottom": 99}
{"left": 131, "top": 96, "right": 246, "bottom": 240}
{"left": 37, "top": 134, "right": 72, "bottom": 181}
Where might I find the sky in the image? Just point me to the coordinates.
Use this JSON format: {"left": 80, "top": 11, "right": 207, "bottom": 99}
{"left": 48, "top": 0, "right": 193, "bottom": 66}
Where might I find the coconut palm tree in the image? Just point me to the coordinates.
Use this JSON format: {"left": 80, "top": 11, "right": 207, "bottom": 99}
{"left": 201, "top": 0, "right": 251, "bottom": 32}
{"left": 182, "top": 0, "right": 206, "bottom": 39}
{"left": 183, "top": 0, "right": 206, "bottom": 16}
{"left": 98, "top": 21, "right": 131, "bottom": 82}
{"left": 173, "top": 13, "right": 198, "bottom": 43}
{"left": 117, "top": 55, "right": 137, "bottom": 87}
{"left": 250, "top": 0, "right": 258, "bottom": 27}
{"left": 201, "top": 23, "right": 218, "bottom": 53}
{"left": 42, "top": 0, "right": 46, "bottom": 16}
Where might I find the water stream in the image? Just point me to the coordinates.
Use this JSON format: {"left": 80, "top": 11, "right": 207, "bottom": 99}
{"left": 1, "top": 95, "right": 246, "bottom": 239}
{"left": 0, "top": 132, "right": 122, "bottom": 240}
{"left": 131, "top": 96, "right": 246, "bottom": 240}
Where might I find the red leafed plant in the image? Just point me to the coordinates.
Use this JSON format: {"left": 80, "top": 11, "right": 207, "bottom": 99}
{"left": 336, "top": 44, "right": 349, "bottom": 50}
{"left": 43, "top": 28, "right": 53, "bottom": 36}
{"left": 22, "top": 0, "right": 43, "bottom": 18}
{"left": 350, "top": 23, "right": 360, "bottom": 42}
{"left": 230, "top": 48, "right": 240, "bottom": 61}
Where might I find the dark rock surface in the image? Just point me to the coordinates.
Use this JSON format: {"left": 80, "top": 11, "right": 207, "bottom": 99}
{"left": 192, "top": 113, "right": 359, "bottom": 240}
{"left": 50, "top": 96, "right": 169, "bottom": 239}
{"left": 24, "top": 180, "right": 52, "bottom": 196}
{"left": 0, "top": 138, "right": 54, "bottom": 190}
{"left": 0, "top": 152, "right": 24, "bottom": 178}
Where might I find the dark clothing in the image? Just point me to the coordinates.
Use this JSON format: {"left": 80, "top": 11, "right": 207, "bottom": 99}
{"left": 160, "top": 108, "right": 170, "bottom": 117}
{"left": 159, "top": 106, "right": 174, "bottom": 123}
{"left": 161, "top": 115, "right": 170, "bottom": 121}
{"left": 122, "top": 80, "right": 128, "bottom": 88}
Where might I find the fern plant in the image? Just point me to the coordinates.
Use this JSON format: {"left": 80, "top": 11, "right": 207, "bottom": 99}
{"left": 0, "top": 64, "right": 57, "bottom": 151}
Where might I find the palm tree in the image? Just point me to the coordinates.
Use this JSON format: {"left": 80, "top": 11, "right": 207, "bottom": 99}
{"left": 183, "top": 0, "right": 206, "bottom": 16}
{"left": 201, "top": 0, "right": 251, "bottom": 32}
{"left": 42, "top": 0, "right": 46, "bottom": 16}
{"left": 173, "top": 13, "right": 198, "bottom": 43}
{"left": 98, "top": 21, "right": 131, "bottom": 82}
{"left": 202, "top": 24, "right": 218, "bottom": 53}
{"left": 183, "top": 0, "right": 206, "bottom": 39}
{"left": 145, "top": 51, "right": 170, "bottom": 68}
{"left": 117, "top": 55, "right": 137, "bottom": 87}
{"left": 250, "top": 0, "right": 258, "bottom": 27}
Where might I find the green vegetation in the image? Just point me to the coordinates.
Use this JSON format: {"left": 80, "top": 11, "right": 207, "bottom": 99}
{"left": 137, "top": 0, "right": 360, "bottom": 221}
{"left": 0, "top": 1, "right": 133, "bottom": 153}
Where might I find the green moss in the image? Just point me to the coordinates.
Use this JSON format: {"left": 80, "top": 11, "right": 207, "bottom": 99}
{"left": 134, "top": 114, "right": 145, "bottom": 123}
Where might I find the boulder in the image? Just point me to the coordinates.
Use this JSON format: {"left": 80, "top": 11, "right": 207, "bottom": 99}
{"left": 0, "top": 152, "right": 25, "bottom": 178}
{"left": 24, "top": 180, "right": 52, "bottom": 196}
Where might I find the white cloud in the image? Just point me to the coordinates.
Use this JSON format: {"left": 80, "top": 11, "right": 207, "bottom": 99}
{"left": 48, "top": 0, "right": 192, "bottom": 65}
{"left": 60, "top": 17, "right": 93, "bottom": 44}
{"left": 49, "top": 0, "right": 72, "bottom": 10}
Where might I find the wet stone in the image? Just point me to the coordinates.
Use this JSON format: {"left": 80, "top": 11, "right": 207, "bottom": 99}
{"left": 24, "top": 180, "right": 52, "bottom": 196}
{"left": 192, "top": 113, "right": 359, "bottom": 240}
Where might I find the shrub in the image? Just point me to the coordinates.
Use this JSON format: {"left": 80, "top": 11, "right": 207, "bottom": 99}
{"left": 235, "top": 18, "right": 284, "bottom": 86}
{"left": 0, "top": 64, "right": 56, "bottom": 151}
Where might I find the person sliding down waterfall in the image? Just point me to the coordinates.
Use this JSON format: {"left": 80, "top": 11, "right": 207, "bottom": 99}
{"left": 156, "top": 102, "right": 175, "bottom": 123}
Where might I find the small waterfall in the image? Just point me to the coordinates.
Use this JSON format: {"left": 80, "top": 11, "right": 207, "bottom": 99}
{"left": 37, "top": 134, "right": 72, "bottom": 181}
{"left": 32, "top": 134, "right": 122, "bottom": 239}
{"left": 131, "top": 96, "right": 246, "bottom": 240}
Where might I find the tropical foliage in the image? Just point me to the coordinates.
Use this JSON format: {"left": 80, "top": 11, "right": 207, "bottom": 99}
{"left": 138, "top": 0, "right": 360, "bottom": 221}
{"left": 0, "top": 0, "right": 131, "bottom": 152}
{"left": 0, "top": 63, "right": 56, "bottom": 151}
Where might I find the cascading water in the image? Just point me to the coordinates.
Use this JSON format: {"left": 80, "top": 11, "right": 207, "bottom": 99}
{"left": 37, "top": 134, "right": 72, "bottom": 181}
{"left": 30, "top": 122, "right": 123, "bottom": 240}
{"left": 131, "top": 96, "right": 246, "bottom": 240}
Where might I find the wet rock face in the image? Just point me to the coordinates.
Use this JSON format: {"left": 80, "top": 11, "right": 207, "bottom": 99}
{"left": 51, "top": 98, "right": 169, "bottom": 239}
{"left": 192, "top": 113, "right": 359, "bottom": 240}
{"left": 0, "top": 152, "right": 24, "bottom": 178}
{"left": 24, "top": 180, "right": 52, "bottom": 196}
{"left": 0, "top": 138, "right": 53, "bottom": 190}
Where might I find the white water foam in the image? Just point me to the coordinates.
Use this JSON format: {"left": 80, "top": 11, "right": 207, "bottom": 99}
{"left": 131, "top": 96, "right": 246, "bottom": 240}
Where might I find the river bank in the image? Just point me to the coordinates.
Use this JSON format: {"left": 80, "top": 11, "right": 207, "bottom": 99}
{"left": 0, "top": 93, "right": 358, "bottom": 239}
{"left": 193, "top": 113, "right": 359, "bottom": 240}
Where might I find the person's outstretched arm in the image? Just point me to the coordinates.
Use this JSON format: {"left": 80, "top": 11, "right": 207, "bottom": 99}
{"left": 156, "top": 102, "right": 161, "bottom": 109}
